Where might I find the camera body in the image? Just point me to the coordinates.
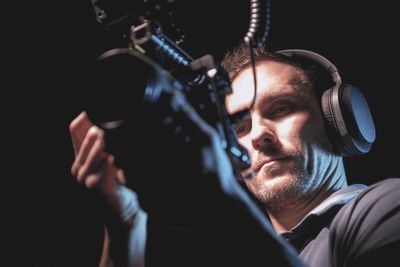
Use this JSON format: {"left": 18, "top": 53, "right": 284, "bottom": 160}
{"left": 87, "top": 0, "right": 251, "bottom": 187}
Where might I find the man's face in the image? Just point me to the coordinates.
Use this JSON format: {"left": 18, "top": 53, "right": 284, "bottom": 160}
{"left": 226, "top": 61, "right": 337, "bottom": 211}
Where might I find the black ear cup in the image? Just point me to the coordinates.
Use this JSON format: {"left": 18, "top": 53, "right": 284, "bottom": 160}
{"left": 321, "top": 88, "right": 337, "bottom": 143}
{"left": 277, "top": 49, "right": 376, "bottom": 156}
{"left": 321, "top": 84, "right": 376, "bottom": 156}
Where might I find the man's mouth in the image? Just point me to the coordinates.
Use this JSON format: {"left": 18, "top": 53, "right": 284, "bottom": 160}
{"left": 254, "top": 157, "right": 288, "bottom": 172}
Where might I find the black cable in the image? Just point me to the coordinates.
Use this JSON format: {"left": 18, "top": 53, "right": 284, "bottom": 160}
{"left": 243, "top": 0, "right": 272, "bottom": 109}
{"left": 245, "top": 38, "right": 258, "bottom": 110}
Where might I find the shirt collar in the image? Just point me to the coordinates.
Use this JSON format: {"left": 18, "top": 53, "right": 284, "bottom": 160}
{"left": 281, "top": 184, "right": 367, "bottom": 241}
{"left": 305, "top": 184, "right": 367, "bottom": 217}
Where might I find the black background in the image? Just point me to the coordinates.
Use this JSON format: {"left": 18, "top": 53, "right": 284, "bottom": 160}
{"left": 8, "top": 1, "right": 399, "bottom": 266}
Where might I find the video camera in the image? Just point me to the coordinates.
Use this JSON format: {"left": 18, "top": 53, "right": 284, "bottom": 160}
{"left": 86, "top": 0, "right": 277, "bottom": 182}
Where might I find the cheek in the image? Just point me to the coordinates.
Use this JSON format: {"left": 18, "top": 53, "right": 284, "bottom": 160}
{"left": 296, "top": 112, "right": 332, "bottom": 151}
{"left": 276, "top": 118, "right": 304, "bottom": 149}
{"left": 277, "top": 111, "right": 330, "bottom": 152}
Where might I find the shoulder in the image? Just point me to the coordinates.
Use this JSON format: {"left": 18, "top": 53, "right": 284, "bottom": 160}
{"left": 332, "top": 177, "right": 400, "bottom": 235}
{"left": 349, "top": 177, "right": 400, "bottom": 212}
{"left": 359, "top": 177, "right": 400, "bottom": 198}
{"left": 329, "top": 178, "right": 400, "bottom": 266}
{"left": 334, "top": 178, "right": 400, "bottom": 221}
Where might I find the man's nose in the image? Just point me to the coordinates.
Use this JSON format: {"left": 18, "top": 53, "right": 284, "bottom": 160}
{"left": 250, "top": 121, "right": 277, "bottom": 151}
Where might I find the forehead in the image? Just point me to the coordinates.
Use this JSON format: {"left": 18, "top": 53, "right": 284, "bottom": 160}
{"left": 226, "top": 61, "right": 302, "bottom": 114}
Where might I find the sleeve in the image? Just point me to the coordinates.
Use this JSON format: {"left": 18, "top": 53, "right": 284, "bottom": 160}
{"left": 104, "top": 185, "right": 148, "bottom": 267}
{"left": 330, "top": 178, "right": 400, "bottom": 267}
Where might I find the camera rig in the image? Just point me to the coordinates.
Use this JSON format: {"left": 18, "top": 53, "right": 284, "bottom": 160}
{"left": 87, "top": 0, "right": 271, "bottom": 179}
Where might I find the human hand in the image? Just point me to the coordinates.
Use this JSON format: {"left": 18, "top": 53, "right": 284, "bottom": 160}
{"left": 69, "top": 111, "right": 119, "bottom": 194}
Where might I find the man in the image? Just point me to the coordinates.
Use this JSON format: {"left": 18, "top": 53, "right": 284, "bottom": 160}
{"left": 221, "top": 44, "right": 400, "bottom": 266}
{"left": 223, "top": 45, "right": 349, "bottom": 233}
{"left": 70, "top": 44, "right": 399, "bottom": 266}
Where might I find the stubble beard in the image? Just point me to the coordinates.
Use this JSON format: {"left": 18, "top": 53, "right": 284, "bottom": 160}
{"left": 247, "top": 152, "right": 312, "bottom": 213}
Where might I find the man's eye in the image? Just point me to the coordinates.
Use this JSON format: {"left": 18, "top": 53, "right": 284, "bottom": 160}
{"left": 235, "top": 123, "right": 251, "bottom": 137}
{"left": 270, "top": 105, "right": 293, "bottom": 117}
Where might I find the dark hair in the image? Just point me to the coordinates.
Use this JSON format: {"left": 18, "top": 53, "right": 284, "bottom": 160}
{"left": 221, "top": 43, "right": 334, "bottom": 99}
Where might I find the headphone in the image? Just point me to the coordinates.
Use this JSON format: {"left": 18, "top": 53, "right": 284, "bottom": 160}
{"left": 277, "top": 49, "right": 376, "bottom": 156}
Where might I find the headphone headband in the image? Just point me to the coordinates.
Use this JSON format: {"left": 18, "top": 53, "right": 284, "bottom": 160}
{"left": 277, "top": 49, "right": 341, "bottom": 84}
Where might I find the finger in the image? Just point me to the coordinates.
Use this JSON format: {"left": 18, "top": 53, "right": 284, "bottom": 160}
{"left": 69, "top": 111, "right": 93, "bottom": 156}
{"left": 79, "top": 155, "right": 108, "bottom": 189}
{"left": 76, "top": 133, "right": 108, "bottom": 184}
{"left": 86, "top": 155, "right": 118, "bottom": 190}
{"left": 116, "top": 169, "right": 127, "bottom": 185}
{"left": 71, "top": 126, "right": 103, "bottom": 177}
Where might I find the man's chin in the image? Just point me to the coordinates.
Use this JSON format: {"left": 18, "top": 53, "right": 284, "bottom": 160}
{"left": 244, "top": 171, "right": 288, "bottom": 193}
{"left": 246, "top": 173, "right": 303, "bottom": 210}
